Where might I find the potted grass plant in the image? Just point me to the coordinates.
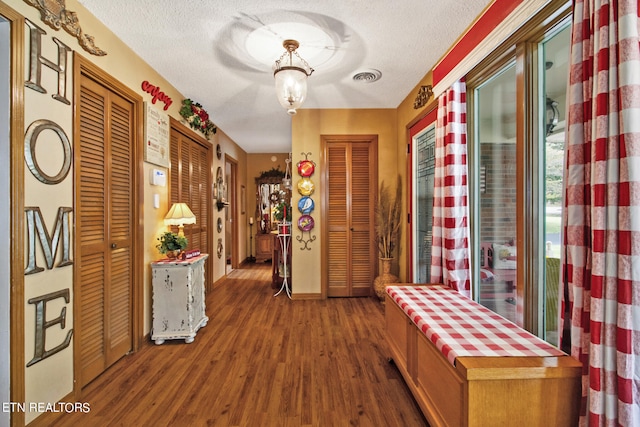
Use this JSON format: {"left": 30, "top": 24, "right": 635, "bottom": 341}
{"left": 373, "top": 176, "right": 402, "bottom": 301}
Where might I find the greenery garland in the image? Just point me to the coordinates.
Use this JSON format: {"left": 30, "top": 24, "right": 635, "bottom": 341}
{"left": 179, "top": 99, "right": 217, "bottom": 139}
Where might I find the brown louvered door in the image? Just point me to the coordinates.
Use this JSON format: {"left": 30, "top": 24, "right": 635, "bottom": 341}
{"left": 324, "top": 136, "right": 378, "bottom": 297}
{"left": 169, "top": 126, "right": 211, "bottom": 292}
{"left": 77, "top": 75, "right": 133, "bottom": 387}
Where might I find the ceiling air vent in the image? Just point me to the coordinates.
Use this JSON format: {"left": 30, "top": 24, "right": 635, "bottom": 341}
{"left": 352, "top": 69, "right": 382, "bottom": 83}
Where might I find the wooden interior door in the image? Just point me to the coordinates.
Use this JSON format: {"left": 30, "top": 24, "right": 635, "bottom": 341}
{"left": 323, "top": 135, "right": 378, "bottom": 297}
{"left": 169, "top": 122, "right": 212, "bottom": 292}
{"left": 77, "top": 74, "right": 134, "bottom": 387}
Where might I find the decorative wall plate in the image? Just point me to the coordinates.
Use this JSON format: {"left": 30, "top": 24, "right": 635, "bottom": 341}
{"left": 297, "top": 159, "right": 316, "bottom": 177}
{"left": 297, "top": 178, "right": 315, "bottom": 196}
{"left": 298, "top": 196, "right": 315, "bottom": 214}
{"left": 298, "top": 214, "right": 315, "bottom": 232}
{"left": 217, "top": 238, "right": 223, "bottom": 259}
{"left": 217, "top": 217, "right": 223, "bottom": 232}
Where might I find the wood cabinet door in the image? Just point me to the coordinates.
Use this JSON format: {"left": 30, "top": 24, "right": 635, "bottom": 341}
{"left": 255, "top": 233, "right": 273, "bottom": 262}
{"left": 323, "top": 136, "right": 378, "bottom": 297}
{"left": 77, "top": 75, "right": 134, "bottom": 387}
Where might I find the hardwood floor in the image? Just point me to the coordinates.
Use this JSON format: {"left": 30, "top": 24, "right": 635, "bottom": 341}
{"left": 50, "top": 263, "right": 428, "bottom": 426}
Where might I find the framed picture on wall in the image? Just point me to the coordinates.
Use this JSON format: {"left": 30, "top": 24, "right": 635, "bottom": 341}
{"left": 143, "top": 102, "right": 170, "bottom": 167}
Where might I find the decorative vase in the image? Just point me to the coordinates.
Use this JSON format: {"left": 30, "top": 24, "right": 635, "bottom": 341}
{"left": 166, "top": 250, "right": 182, "bottom": 260}
{"left": 373, "top": 257, "right": 399, "bottom": 302}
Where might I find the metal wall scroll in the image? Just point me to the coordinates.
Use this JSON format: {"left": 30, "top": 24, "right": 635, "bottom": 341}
{"left": 24, "top": 0, "right": 107, "bottom": 56}
{"left": 413, "top": 85, "right": 433, "bottom": 109}
{"left": 296, "top": 152, "right": 316, "bottom": 250}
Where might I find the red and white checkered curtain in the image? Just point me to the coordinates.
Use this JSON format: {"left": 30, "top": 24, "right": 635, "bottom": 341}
{"left": 562, "top": 0, "right": 640, "bottom": 425}
{"left": 430, "top": 79, "right": 471, "bottom": 297}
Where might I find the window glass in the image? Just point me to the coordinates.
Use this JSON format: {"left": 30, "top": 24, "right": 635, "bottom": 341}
{"left": 475, "top": 63, "right": 518, "bottom": 324}
{"left": 413, "top": 125, "right": 436, "bottom": 283}
{"left": 542, "top": 25, "right": 570, "bottom": 346}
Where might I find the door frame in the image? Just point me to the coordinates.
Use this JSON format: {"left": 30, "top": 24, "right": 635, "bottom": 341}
{"left": 4, "top": 2, "right": 26, "bottom": 426}
{"left": 405, "top": 108, "right": 438, "bottom": 282}
{"left": 321, "top": 134, "right": 378, "bottom": 298}
{"left": 225, "top": 155, "right": 238, "bottom": 270}
{"left": 73, "top": 54, "right": 144, "bottom": 396}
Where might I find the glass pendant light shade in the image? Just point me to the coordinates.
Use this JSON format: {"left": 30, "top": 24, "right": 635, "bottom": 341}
{"left": 273, "top": 40, "right": 313, "bottom": 115}
{"left": 275, "top": 69, "right": 308, "bottom": 115}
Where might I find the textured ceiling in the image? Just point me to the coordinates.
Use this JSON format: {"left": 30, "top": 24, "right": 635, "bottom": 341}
{"left": 77, "top": 0, "right": 493, "bottom": 153}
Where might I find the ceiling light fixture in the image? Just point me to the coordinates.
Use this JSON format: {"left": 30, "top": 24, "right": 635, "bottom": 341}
{"left": 273, "top": 39, "right": 314, "bottom": 115}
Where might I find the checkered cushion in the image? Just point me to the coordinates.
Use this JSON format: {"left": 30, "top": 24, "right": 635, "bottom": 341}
{"left": 387, "top": 285, "right": 564, "bottom": 365}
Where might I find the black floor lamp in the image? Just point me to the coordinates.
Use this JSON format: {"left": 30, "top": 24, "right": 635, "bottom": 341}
{"left": 248, "top": 217, "right": 256, "bottom": 263}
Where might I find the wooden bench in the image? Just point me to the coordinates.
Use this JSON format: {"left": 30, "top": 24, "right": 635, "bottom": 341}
{"left": 385, "top": 284, "right": 581, "bottom": 427}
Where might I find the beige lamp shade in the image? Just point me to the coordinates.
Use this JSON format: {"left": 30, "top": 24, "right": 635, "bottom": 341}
{"left": 164, "top": 202, "right": 196, "bottom": 236}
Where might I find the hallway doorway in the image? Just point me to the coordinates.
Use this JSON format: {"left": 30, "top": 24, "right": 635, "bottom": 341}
{"left": 225, "top": 156, "right": 238, "bottom": 274}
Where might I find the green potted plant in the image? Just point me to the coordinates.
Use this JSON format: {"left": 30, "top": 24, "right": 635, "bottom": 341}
{"left": 156, "top": 231, "right": 188, "bottom": 259}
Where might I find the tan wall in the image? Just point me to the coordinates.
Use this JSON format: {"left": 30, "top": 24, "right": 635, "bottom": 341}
{"left": 291, "top": 109, "right": 397, "bottom": 296}
{"left": 6, "top": 0, "right": 247, "bottom": 422}
{"left": 213, "top": 130, "right": 248, "bottom": 282}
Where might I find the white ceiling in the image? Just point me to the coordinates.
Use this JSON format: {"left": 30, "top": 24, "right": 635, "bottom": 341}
{"left": 77, "top": 0, "right": 493, "bottom": 153}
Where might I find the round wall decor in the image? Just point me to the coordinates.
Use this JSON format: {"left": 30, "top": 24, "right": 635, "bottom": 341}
{"left": 217, "top": 238, "right": 223, "bottom": 258}
{"left": 297, "top": 178, "right": 315, "bottom": 196}
{"left": 298, "top": 196, "right": 315, "bottom": 214}
{"left": 298, "top": 214, "right": 315, "bottom": 231}
{"left": 297, "top": 159, "right": 315, "bottom": 177}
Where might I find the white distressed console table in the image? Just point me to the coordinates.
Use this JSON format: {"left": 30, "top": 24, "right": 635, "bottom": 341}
{"left": 151, "top": 254, "right": 209, "bottom": 345}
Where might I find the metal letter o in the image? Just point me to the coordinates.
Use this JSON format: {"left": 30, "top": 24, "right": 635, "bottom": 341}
{"left": 24, "top": 119, "right": 72, "bottom": 185}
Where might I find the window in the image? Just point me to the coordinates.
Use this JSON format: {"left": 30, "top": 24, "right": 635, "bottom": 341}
{"left": 467, "top": 4, "right": 571, "bottom": 337}
{"left": 413, "top": 124, "right": 436, "bottom": 283}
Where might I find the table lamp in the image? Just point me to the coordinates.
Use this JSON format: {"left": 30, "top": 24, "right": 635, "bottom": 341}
{"left": 164, "top": 202, "right": 196, "bottom": 237}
